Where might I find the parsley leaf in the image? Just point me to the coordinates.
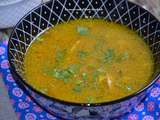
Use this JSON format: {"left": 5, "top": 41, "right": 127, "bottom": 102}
{"left": 72, "top": 85, "right": 82, "bottom": 93}
{"left": 78, "top": 50, "right": 89, "bottom": 58}
{"left": 86, "top": 96, "right": 94, "bottom": 103}
{"left": 77, "top": 26, "right": 89, "bottom": 35}
{"left": 68, "top": 64, "right": 80, "bottom": 74}
{"left": 103, "top": 48, "right": 115, "bottom": 63}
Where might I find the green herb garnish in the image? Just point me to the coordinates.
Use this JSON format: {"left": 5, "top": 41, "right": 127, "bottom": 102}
{"left": 88, "top": 64, "right": 96, "bottom": 68}
{"left": 93, "top": 70, "right": 99, "bottom": 81}
{"left": 47, "top": 63, "right": 81, "bottom": 83}
{"left": 51, "top": 69, "right": 61, "bottom": 79}
{"left": 77, "top": 26, "right": 89, "bottom": 35}
{"left": 103, "top": 48, "right": 115, "bottom": 63}
{"left": 51, "top": 69, "right": 72, "bottom": 83}
{"left": 68, "top": 64, "right": 80, "bottom": 74}
{"left": 72, "top": 85, "right": 82, "bottom": 93}
{"left": 81, "top": 72, "right": 88, "bottom": 87}
{"left": 76, "top": 80, "right": 83, "bottom": 85}
{"left": 86, "top": 96, "right": 94, "bottom": 103}
{"left": 82, "top": 72, "right": 88, "bottom": 81}
{"left": 78, "top": 50, "right": 89, "bottom": 58}
{"left": 60, "top": 70, "right": 72, "bottom": 79}
{"left": 63, "top": 79, "right": 70, "bottom": 83}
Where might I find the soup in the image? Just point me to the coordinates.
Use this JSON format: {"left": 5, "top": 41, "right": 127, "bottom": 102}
{"left": 24, "top": 19, "right": 154, "bottom": 103}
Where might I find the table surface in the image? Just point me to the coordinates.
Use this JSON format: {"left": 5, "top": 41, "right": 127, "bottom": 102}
{"left": 0, "top": 0, "right": 160, "bottom": 120}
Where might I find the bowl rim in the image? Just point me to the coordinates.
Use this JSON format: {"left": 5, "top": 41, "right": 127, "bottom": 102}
{"left": 8, "top": 0, "right": 160, "bottom": 107}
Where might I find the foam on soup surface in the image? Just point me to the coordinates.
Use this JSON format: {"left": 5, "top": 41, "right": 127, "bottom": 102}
{"left": 24, "top": 19, "right": 154, "bottom": 103}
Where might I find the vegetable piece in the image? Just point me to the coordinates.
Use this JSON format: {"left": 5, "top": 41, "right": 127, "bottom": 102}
{"left": 106, "top": 76, "right": 112, "bottom": 88}
{"left": 103, "top": 48, "right": 115, "bottom": 63}
{"left": 77, "top": 26, "right": 89, "bottom": 35}
{"left": 78, "top": 50, "right": 89, "bottom": 58}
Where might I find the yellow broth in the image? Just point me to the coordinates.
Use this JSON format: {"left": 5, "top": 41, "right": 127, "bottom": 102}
{"left": 24, "top": 19, "right": 154, "bottom": 103}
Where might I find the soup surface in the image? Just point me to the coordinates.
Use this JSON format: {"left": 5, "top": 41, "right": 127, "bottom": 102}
{"left": 24, "top": 19, "right": 154, "bottom": 103}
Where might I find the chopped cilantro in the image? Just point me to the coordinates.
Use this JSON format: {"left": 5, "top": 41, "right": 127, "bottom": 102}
{"left": 103, "top": 48, "right": 115, "bottom": 63}
{"left": 50, "top": 69, "right": 72, "bottom": 83}
{"left": 86, "top": 96, "right": 94, "bottom": 103}
{"left": 93, "top": 70, "right": 99, "bottom": 81}
{"left": 68, "top": 64, "right": 80, "bottom": 74}
{"left": 63, "top": 79, "right": 70, "bottom": 83}
{"left": 97, "top": 67, "right": 105, "bottom": 74}
{"left": 76, "top": 80, "right": 83, "bottom": 85}
{"left": 60, "top": 70, "right": 72, "bottom": 79}
{"left": 88, "top": 64, "right": 96, "bottom": 68}
{"left": 46, "top": 64, "right": 81, "bottom": 83}
{"left": 52, "top": 69, "right": 61, "bottom": 79}
{"left": 78, "top": 50, "right": 89, "bottom": 58}
{"left": 72, "top": 85, "right": 82, "bottom": 93}
{"left": 77, "top": 26, "right": 89, "bottom": 35}
{"left": 82, "top": 72, "right": 88, "bottom": 81}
